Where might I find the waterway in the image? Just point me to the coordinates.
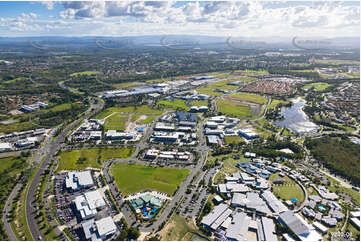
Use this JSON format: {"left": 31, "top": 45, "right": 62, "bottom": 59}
{"left": 274, "top": 97, "right": 319, "bottom": 134}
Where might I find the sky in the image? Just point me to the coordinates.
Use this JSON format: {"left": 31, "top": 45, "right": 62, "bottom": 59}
{"left": 0, "top": 1, "right": 359, "bottom": 38}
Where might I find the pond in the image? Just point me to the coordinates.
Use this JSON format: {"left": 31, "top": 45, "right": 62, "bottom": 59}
{"left": 274, "top": 98, "right": 318, "bottom": 134}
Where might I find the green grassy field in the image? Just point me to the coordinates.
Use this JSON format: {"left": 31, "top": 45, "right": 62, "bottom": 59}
{"left": 224, "top": 136, "right": 243, "bottom": 144}
{"left": 157, "top": 99, "right": 189, "bottom": 111}
{"left": 104, "top": 114, "right": 128, "bottom": 131}
{"left": 270, "top": 172, "right": 305, "bottom": 203}
{"left": 234, "top": 69, "right": 269, "bottom": 74}
{"left": 229, "top": 92, "right": 267, "bottom": 104}
{"left": 70, "top": 71, "right": 100, "bottom": 77}
{"left": 57, "top": 148, "right": 134, "bottom": 171}
{"left": 196, "top": 87, "right": 223, "bottom": 97}
{"left": 112, "top": 82, "right": 139, "bottom": 89}
{"left": 210, "top": 153, "right": 250, "bottom": 184}
{"left": 302, "top": 82, "right": 330, "bottom": 91}
{"left": 0, "top": 156, "right": 26, "bottom": 174}
{"left": 189, "top": 100, "right": 208, "bottom": 106}
{"left": 139, "top": 116, "right": 156, "bottom": 124}
{"left": 208, "top": 80, "right": 238, "bottom": 91}
{"left": 268, "top": 99, "right": 289, "bottom": 109}
{"left": 217, "top": 99, "right": 253, "bottom": 118}
{"left": 111, "top": 163, "right": 189, "bottom": 195}
{"left": 96, "top": 105, "right": 163, "bottom": 119}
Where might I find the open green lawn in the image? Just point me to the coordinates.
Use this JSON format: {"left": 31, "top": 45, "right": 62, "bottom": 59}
{"left": 268, "top": 99, "right": 289, "bottom": 109}
{"left": 112, "top": 82, "right": 139, "bottom": 89}
{"left": 189, "top": 100, "right": 208, "bottom": 106}
{"left": 229, "top": 92, "right": 267, "bottom": 104}
{"left": 217, "top": 99, "right": 253, "bottom": 118}
{"left": 111, "top": 163, "right": 189, "bottom": 195}
{"left": 196, "top": 87, "right": 223, "bottom": 97}
{"left": 270, "top": 172, "right": 305, "bottom": 203}
{"left": 302, "top": 82, "right": 330, "bottom": 91}
{"left": 234, "top": 69, "right": 269, "bottom": 74}
{"left": 104, "top": 113, "right": 128, "bottom": 131}
{"left": 70, "top": 71, "right": 100, "bottom": 77}
{"left": 56, "top": 148, "right": 134, "bottom": 172}
{"left": 208, "top": 80, "right": 239, "bottom": 91}
{"left": 224, "top": 136, "right": 243, "bottom": 145}
{"left": 157, "top": 99, "right": 189, "bottom": 111}
{"left": 139, "top": 116, "right": 156, "bottom": 124}
{"left": 0, "top": 156, "right": 27, "bottom": 174}
{"left": 96, "top": 105, "right": 163, "bottom": 119}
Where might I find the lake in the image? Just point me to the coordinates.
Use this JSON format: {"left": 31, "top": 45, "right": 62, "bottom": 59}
{"left": 274, "top": 98, "right": 319, "bottom": 134}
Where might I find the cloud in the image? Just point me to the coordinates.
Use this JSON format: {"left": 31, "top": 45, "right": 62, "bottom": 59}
{"left": 41, "top": 1, "right": 54, "bottom": 10}
{"left": 0, "top": 1, "right": 359, "bottom": 38}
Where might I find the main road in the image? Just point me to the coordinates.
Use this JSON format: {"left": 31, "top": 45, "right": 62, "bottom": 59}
{"left": 25, "top": 98, "right": 104, "bottom": 240}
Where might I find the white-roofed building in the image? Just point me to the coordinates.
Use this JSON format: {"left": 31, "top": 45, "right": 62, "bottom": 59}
{"left": 73, "top": 190, "right": 106, "bottom": 220}
{"left": 82, "top": 216, "right": 117, "bottom": 241}
{"left": 65, "top": 170, "right": 94, "bottom": 191}
{"left": 0, "top": 142, "right": 12, "bottom": 152}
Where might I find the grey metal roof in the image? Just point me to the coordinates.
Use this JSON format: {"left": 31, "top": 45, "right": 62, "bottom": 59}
{"left": 226, "top": 212, "right": 250, "bottom": 241}
{"left": 279, "top": 210, "right": 310, "bottom": 236}
{"left": 201, "top": 203, "right": 228, "bottom": 227}
{"left": 260, "top": 217, "right": 277, "bottom": 241}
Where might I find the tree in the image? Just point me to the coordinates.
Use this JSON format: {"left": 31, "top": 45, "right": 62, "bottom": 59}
{"left": 127, "top": 227, "right": 140, "bottom": 240}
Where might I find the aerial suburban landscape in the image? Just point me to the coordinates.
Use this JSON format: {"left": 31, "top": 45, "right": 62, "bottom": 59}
{"left": 0, "top": 1, "right": 360, "bottom": 241}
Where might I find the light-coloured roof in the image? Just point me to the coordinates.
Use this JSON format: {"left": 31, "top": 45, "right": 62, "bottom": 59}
{"left": 226, "top": 212, "right": 250, "bottom": 241}
{"left": 85, "top": 190, "right": 106, "bottom": 209}
{"left": 0, "top": 143, "right": 12, "bottom": 149}
{"left": 201, "top": 203, "right": 228, "bottom": 227}
{"left": 95, "top": 216, "right": 117, "bottom": 237}
{"left": 262, "top": 190, "right": 288, "bottom": 214}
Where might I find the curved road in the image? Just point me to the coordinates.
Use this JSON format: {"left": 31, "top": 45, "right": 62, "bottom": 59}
{"left": 25, "top": 98, "right": 104, "bottom": 240}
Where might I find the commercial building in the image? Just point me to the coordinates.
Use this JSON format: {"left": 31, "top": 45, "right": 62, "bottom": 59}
{"left": 0, "top": 142, "right": 12, "bottom": 152}
{"left": 73, "top": 190, "right": 106, "bottom": 220}
{"left": 82, "top": 216, "right": 117, "bottom": 241}
{"left": 14, "top": 137, "right": 38, "bottom": 148}
{"left": 65, "top": 171, "right": 94, "bottom": 191}
{"left": 105, "top": 130, "right": 135, "bottom": 141}
{"left": 238, "top": 129, "right": 259, "bottom": 140}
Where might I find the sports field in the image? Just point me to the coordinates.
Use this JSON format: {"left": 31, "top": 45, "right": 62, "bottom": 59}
{"left": 56, "top": 147, "right": 134, "bottom": 171}
{"left": 270, "top": 172, "right": 305, "bottom": 203}
{"left": 217, "top": 99, "right": 253, "bottom": 118}
{"left": 104, "top": 113, "right": 128, "bottom": 131}
{"left": 111, "top": 163, "right": 189, "bottom": 195}
{"left": 229, "top": 92, "right": 267, "bottom": 104}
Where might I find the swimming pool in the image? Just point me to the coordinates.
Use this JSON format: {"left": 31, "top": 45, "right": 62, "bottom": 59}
{"left": 318, "top": 205, "right": 326, "bottom": 211}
